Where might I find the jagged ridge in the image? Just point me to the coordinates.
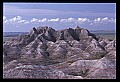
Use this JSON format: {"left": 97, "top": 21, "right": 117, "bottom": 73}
{"left": 3, "top": 26, "right": 116, "bottom": 79}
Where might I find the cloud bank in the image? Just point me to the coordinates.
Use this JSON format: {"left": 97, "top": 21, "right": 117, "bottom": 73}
{"left": 3, "top": 16, "right": 116, "bottom": 26}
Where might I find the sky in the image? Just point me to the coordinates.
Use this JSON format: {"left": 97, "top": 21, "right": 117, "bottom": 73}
{"left": 3, "top": 3, "right": 116, "bottom": 32}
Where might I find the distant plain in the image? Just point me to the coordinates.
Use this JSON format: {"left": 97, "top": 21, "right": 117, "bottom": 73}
{"left": 3, "top": 31, "right": 116, "bottom": 42}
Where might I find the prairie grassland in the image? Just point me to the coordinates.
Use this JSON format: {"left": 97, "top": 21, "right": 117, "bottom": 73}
{"left": 3, "top": 33, "right": 116, "bottom": 43}
{"left": 3, "top": 37, "right": 17, "bottom": 43}
{"left": 95, "top": 33, "right": 116, "bottom": 40}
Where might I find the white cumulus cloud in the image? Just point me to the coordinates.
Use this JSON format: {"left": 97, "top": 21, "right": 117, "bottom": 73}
{"left": 94, "top": 17, "right": 116, "bottom": 24}
{"left": 3, "top": 16, "right": 6, "bottom": 21}
{"left": 76, "top": 18, "right": 90, "bottom": 24}
{"left": 12, "top": 16, "right": 22, "bottom": 22}
{"left": 67, "top": 17, "right": 76, "bottom": 22}
{"left": 8, "top": 16, "right": 22, "bottom": 24}
{"left": 48, "top": 18, "right": 59, "bottom": 22}
{"left": 3, "top": 16, "right": 28, "bottom": 25}
{"left": 30, "top": 18, "right": 38, "bottom": 23}
{"left": 3, "top": 16, "right": 8, "bottom": 24}
{"left": 90, "top": 17, "right": 116, "bottom": 26}
{"left": 60, "top": 19, "right": 68, "bottom": 22}
{"left": 94, "top": 18, "right": 101, "bottom": 22}
{"left": 38, "top": 18, "right": 47, "bottom": 22}
{"left": 3, "top": 16, "right": 116, "bottom": 27}
{"left": 60, "top": 17, "right": 76, "bottom": 23}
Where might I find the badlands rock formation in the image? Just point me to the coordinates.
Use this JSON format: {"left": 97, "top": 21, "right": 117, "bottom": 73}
{"left": 3, "top": 26, "right": 116, "bottom": 79}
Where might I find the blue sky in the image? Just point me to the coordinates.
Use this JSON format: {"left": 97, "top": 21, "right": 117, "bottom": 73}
{"left": 3, "top": 3, "right": 116, "bottom": 32}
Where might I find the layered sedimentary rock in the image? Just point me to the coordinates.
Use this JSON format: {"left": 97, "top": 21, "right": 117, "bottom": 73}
{"left": 3, "top": 26, "right": 116, "bottom": 79}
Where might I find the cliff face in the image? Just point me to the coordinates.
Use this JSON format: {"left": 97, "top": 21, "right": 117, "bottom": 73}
{"left": 3, "top": 26, "right": 116, "bottom": 79}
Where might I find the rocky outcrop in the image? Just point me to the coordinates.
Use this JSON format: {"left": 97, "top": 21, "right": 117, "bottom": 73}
{"left": 105, "top": 40, "right": 116, "bottom": 52}
{"left": 3, "top": 41, "right": 22, "bottom": 63}
{"left": 3, "top": 26, "right": 116, "bottom": 79}
{"left": 70, "top": 40, "right": 86, "bottom": 50}
{"left": 3, "top": 63, "right": 84, "bottom": 79}
{"left": 85, "top": 39, "right": 107, "bottom": 59}
{"left": 63, "top": 57, "right": 116, "bottom": 79}
{"left": 105, "top": 50, "right": 116, "bottom": 59}
{"left": 86, "top": 57, "right": 116, "bottom": 79}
